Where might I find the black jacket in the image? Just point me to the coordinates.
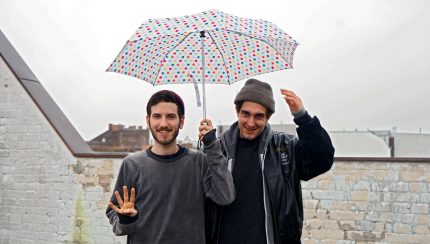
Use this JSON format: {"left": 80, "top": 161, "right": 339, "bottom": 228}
{"left": 205, "top": 112, "right": 335, "bottom": 244}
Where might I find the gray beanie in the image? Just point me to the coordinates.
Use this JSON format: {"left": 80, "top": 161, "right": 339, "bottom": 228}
{"left": 234, "top": 78, "right": 275, "bottom": 114}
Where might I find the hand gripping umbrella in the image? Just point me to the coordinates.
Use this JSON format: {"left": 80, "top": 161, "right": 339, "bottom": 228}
{"left": 107, "top": 9, "right": 298, "bottom": 118}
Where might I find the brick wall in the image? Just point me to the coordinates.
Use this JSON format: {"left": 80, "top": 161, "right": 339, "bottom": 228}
{"left": 301, "top": 161, "right": 430, "bottom": 243}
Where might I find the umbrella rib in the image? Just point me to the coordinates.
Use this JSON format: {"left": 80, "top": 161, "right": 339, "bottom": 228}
{"left": 153, "top": 32, "right": 193, "bottom": 84}
{"left": 226, "top": 29, "right": 296, "bottom": 65}
{"left": 206, "top": 30, "right": 232, "bottom": 85}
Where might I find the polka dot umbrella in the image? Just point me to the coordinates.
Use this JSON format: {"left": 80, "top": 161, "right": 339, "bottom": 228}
{"left": 107, "top": 9, "right": 298, "bottom": 118}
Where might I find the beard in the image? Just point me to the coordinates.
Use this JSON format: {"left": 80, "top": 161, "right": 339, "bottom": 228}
{"left": 149, "top": 124, "right": 180, "bottom": 146}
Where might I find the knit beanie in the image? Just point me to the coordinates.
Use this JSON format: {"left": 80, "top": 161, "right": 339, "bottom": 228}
{"left": 234, "top": 78, "right": 275, "bottom": 114}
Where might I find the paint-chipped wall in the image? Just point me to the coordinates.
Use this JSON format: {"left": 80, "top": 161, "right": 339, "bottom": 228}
{"left": 67, "top": 158, "right": 124, "bottom": 244}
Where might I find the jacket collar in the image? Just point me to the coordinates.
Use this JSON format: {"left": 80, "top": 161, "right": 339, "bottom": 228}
{"left": 221, "top": 121, "right": 273, "bottom": 158}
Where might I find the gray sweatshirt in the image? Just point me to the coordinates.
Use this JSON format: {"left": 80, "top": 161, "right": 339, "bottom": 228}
{"left": 106, "top": 138, "right": 235, "bottom": 244}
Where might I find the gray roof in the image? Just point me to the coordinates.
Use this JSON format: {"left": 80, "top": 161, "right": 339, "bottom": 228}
{"left": 0, "top": 30, "right": 126, "bottom": 158}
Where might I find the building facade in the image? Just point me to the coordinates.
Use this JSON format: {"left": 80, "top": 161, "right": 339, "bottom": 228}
{"left": 88, "top": 124, "right": 150, "bottom": 152}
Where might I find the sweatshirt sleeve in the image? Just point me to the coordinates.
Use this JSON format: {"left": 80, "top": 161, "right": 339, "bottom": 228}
{"left": 293, "top": 112, "right": 335, "bottom": 181}
{"left": 202, "top": 137, "right": 236, "bottom": 205}
{"left": 106, "top": 158, "right": 139, "bottom": 236}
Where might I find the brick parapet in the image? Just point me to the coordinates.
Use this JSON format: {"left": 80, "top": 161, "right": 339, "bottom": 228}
{"left": 301, "top": 161, "right": 430, "bottom": 243}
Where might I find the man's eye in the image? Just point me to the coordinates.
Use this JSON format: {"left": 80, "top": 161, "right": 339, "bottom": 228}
{"left": 255, "top": 114, "right": 265, "bottom": 120}
{"left": 241, "top": 112, "right": 250, "bottom": 117}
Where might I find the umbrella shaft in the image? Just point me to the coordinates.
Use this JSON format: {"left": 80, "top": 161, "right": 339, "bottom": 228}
{"left": 201, "top": 31, "right": 206, "bottom": 119}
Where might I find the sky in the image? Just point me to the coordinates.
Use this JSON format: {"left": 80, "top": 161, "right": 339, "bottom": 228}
{"left": 1, "top": 0, "right": 430, "bottom": 141}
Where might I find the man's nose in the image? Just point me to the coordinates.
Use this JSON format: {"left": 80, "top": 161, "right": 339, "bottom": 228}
{"left": 246, "top": 117, "right": 256, "bottom": 127}
{"left": 160, "top": 117, "right": 168, "bottom": 126}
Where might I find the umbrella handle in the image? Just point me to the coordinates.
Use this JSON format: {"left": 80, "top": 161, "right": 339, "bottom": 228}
{"left": 197, "top": 139, "right": 203, "bottom": 150}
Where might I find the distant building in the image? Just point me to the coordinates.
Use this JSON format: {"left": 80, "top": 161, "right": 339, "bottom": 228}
{"left": 329, "top": 131, "right": 391, "bottom": 157}
{"left": 389, "top": 132, "right": 430, "bottom": 157}
{"left": 269, "top": 124, "right": 297, "bottom": 136}
{"left": 368, "top": 128, "right": 430, "bottom": 157}
{"left": 330, "top": 128, "right": 430, "bottom": 157}
{"left": 178, "top": 135, "right": 194, "bottom": 149}
{"left": 88, "top": 124, "right": 150, "bottom": 152}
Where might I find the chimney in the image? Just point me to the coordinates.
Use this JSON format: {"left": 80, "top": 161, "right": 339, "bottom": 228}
{"left": 110, "top": 124, "right": 124, "bottom": 132}
{"left": 389, "top": 136, "right": 395, "bottom": 157}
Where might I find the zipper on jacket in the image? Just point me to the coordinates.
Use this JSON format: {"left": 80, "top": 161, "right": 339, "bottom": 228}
{"left": 260, "top": 151, "right": 272, "bottom": 244}
{"left": 217, "top": 157, "right": 232, "bottom": 243}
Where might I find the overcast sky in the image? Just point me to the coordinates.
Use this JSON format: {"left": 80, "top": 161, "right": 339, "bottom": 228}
{"left": 1, "top": 0, "right": 429, "bottom": 141}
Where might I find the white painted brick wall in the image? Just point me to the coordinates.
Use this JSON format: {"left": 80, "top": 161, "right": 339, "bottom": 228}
{"left": 0, "top": 57, "right": 124, "bottom": 243}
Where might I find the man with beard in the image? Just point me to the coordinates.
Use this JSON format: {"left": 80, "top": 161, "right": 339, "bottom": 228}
{"left": 106, "top": 90, "right": 235, "bottom": 244}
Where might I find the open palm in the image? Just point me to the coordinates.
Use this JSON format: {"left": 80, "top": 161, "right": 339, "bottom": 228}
{"left": 109, "top": 186, "right": 137, "bottom": 217}
{"left": 280, "top": 89, "right": 304, "bottom": 113}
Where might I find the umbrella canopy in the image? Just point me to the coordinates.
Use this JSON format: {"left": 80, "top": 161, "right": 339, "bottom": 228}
{"left": 107, "top": 9, "right": 298, "bottom": 116}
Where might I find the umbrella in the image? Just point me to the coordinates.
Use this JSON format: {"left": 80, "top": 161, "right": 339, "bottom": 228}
{"left": 107, "top": 9, "right": 298, "bottom": 118}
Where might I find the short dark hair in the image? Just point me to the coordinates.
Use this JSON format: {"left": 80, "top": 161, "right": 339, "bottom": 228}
{"left": 146, "top": 90, "right": 185, "bottom": 118}
{"left": 235, "top": 101, "right": 244, "bottom": 114}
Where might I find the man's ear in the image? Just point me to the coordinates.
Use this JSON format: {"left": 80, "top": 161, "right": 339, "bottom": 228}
{"left": 179, "top": 116, "right": 185, "bottom": 129}
{"left": 146, "top": 114, "right": 150, "bottom": 128}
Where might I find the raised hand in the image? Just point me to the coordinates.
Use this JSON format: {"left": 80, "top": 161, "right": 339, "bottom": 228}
{"left": 198, "top": 118, "right": 214, "bottom": 140}
{"left": 108, "top": 186, "right": 137, "bottom": 217}
{"left": 280, "top": 89, "right": 304, "bottom": 113}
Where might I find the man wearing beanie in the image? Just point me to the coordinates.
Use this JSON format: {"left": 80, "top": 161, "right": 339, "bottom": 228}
{"left": 205, "top": 78, "right": 335, "bottom": 244}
